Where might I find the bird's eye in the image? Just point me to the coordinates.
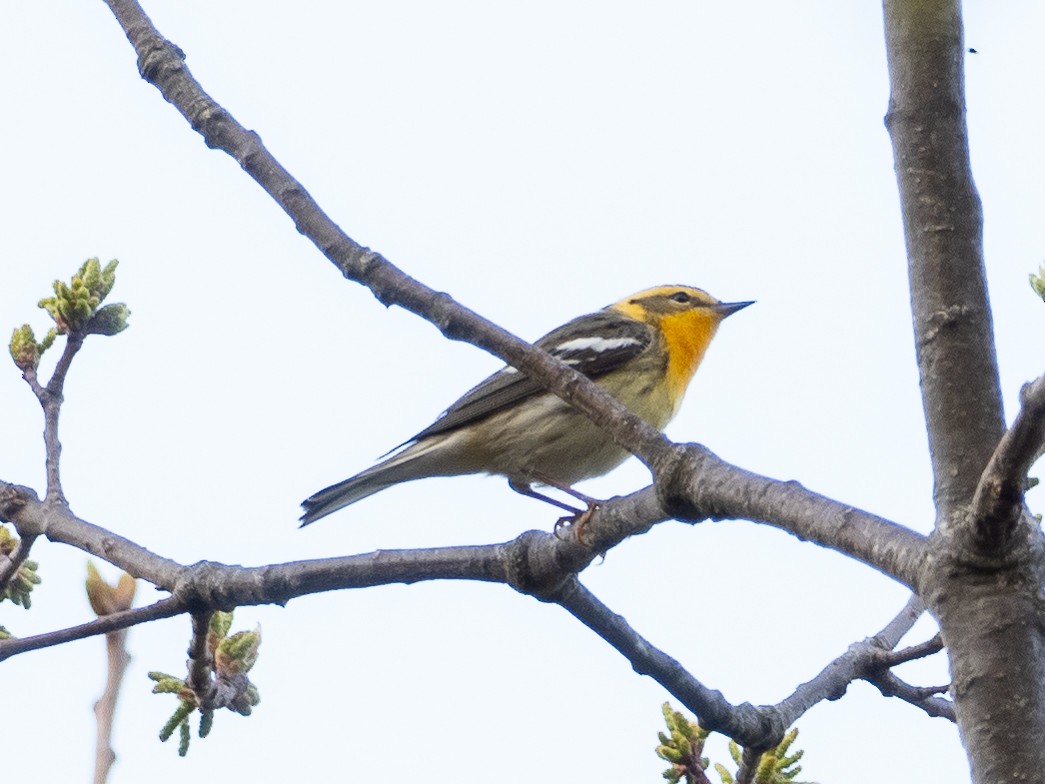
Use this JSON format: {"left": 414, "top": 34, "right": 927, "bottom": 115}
{"left": 670, "top": 291, "right": 691, "bottom": 304}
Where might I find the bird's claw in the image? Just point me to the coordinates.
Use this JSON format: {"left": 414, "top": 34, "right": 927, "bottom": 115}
{"left": 554, "top": 501, "right": 599, "bottom": 545}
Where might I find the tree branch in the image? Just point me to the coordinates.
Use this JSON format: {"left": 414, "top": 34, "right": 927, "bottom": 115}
{"left": 0, "top": 330, "right": 87, "bottom": 597}
{"left": 0, "top": 322, "right": 90, "bottom": 598}
{"left": 93, "top": 626, "right": 131, "bottom": 784}
{"left": 872, "top": 593, "right": 926, "bottom": 647}
{"left": 83, "top": 566, "right": 137, "bottom": 784}
{"left": 186, "top": 611, "right": 215, "bottom": 705}
{"left": 867, "top": 670, "right": 954, "bottom": 721}
{"left": 555, "top": 577, "right": 784, "bottom": 749}
{"left": 883, "top": 0, "right": 1004, "bottom": 521}
{"left": 651, "top": 445, "right": 927, "bottom": 588}
{"left": 557, "top": 585, "right": 950, "bottom": 753}
{"left": 772, "top": 595, "right": 928, "bottom": 725}
{"left": 971, "top": 374, "right": 1045, "bottom": 553}
{"left": 0, "top": 482, "right": 184, "bottom": 586}
{"left": 30, "top": 331, "right": 84, "bottom": 504}
{"left": 2, "top": 463, "right": 923, "bottom": 629}
{"left": 1, "top": 501, "right": 936, "bottom": 750}
{"left": 735, "top": 746, "right": 762, "bottom": 784}
{"left": 884, "top": 3, "right": 1045, "bottom": 778}
{"left": 880, "top": 633, "right": 943, "bottom": 667}
{"left": 0, "top": 597, "right": 183, "bottom": 661}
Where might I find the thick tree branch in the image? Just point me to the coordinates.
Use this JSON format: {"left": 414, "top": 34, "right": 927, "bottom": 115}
{"left": 8, "top": 499, "right": 925, "bottom": 744}
{"left": 883, "top": 0, "right": 1004, "bottom": 522}
{"left": 883, "top": 3, "right": 1045, "bottom": 779}
{"left": 11, "top": 497, "right": 926, "bottom": 752}
{"left": 1, "top": 462, "right": 922, "bottom": 625}
{"left": 0, "top": 481, "right": 597, "bottom": 598}
{"left": 0, "top": 482, "right": 184, "bottom": 587}
{"left": 922, "top": 553, "right": 1045, "bottom": 783}
{"left": 971, "top": 374, "right": 1045, "bottom": 553}
{"left": 652, "top": 445, "right": 927, "bottom": 588}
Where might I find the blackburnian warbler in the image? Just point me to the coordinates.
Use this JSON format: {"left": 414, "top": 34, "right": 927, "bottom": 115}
{"left": 300, "top": 285, "right": 751, "bottom": 525}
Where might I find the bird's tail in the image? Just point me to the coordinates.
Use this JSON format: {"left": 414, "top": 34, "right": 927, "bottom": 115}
{"left": 299, "top": 439, "right": 462, "bottom": 526}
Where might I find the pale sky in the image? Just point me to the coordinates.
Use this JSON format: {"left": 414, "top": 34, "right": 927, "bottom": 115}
{"left": 2, "top": 2, "right": 1044, "bottom": 782}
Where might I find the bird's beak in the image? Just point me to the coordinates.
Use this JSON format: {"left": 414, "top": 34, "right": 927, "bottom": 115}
{"left": 714, "top": 300, "right": 755, "bottom": 318}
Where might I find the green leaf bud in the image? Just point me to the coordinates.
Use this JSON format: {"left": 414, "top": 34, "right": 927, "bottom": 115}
{"left": 85, "top": 303, "right": 131, "bottom": 336}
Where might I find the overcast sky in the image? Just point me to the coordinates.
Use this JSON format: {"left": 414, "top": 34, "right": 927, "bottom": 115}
{"left": 2, "top": 2, "right": 1044, "bottom": 782}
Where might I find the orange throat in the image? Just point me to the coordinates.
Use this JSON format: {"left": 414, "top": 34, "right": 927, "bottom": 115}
{"left": 660, "top": 310, "right": 722, "bottom": 405}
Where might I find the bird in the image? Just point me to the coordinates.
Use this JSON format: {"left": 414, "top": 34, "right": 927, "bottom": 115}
{"left": 300, "top": 284, "right": 752, "bottom": 526}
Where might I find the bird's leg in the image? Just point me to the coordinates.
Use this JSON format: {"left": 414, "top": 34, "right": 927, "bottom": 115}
{"left": 508, "top": 477, "right": 602, "bottom": 544}
{"left": 507, "top": 479, "right": 582, "bottom": 514}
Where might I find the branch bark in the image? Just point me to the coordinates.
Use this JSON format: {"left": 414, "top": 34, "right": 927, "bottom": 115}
{"left": 971, "top": 374, "right": 1045, "bottom": 552}
{"left": 653, "top": 445, "right": 926, "bottom": 587}
{"left": 0, "top": 598, "right": 183, "bottom": 662}
{"left": 560, "top": 586, "right": 953, "bottom": 753}
{"left": 883, "top": 2, "right": 1045, "bottom": 780}
{"left": 883, "top": 0, "right": 1003, "bottom": 521}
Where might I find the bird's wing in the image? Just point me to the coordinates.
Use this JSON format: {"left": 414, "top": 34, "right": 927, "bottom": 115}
{"left": 402, "top": 310, "right": 652, "bottom": 443}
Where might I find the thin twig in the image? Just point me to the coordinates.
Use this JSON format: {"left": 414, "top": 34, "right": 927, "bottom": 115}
{"left": 774, "top": 594, "right": 926, "bottom": 726}
{"left": 0, "top": 335, "right": 87, "bottom": 594}
{"left": 867, "top": 670, "right": 955, "bottom": 721}
{"left": 35, "top": 332, "right": 85, "bottom": 504}
{"left": 872, "top": 593, "right": 925, "bottom": 646}
{"left": 186, "top": 611, "right": 215, "bottom": 705}
{"left": 87, "top": 569, "right": 137, "bottom": 784}
{"left": 0, "top": 597, "right": 183, "bottom": 661}
{"left": 880, "top": 633, "right": 944, "bottom": 667}
{"left": 93, "top": 626, "right": 131, "bottom": 784}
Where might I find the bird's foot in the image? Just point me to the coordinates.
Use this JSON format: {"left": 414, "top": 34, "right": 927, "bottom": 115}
{"left": 554, "top": 499, "right": 600, "bottom": 545}
{"left": 509, "top": 477, "right": 602, "bottom": 545}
